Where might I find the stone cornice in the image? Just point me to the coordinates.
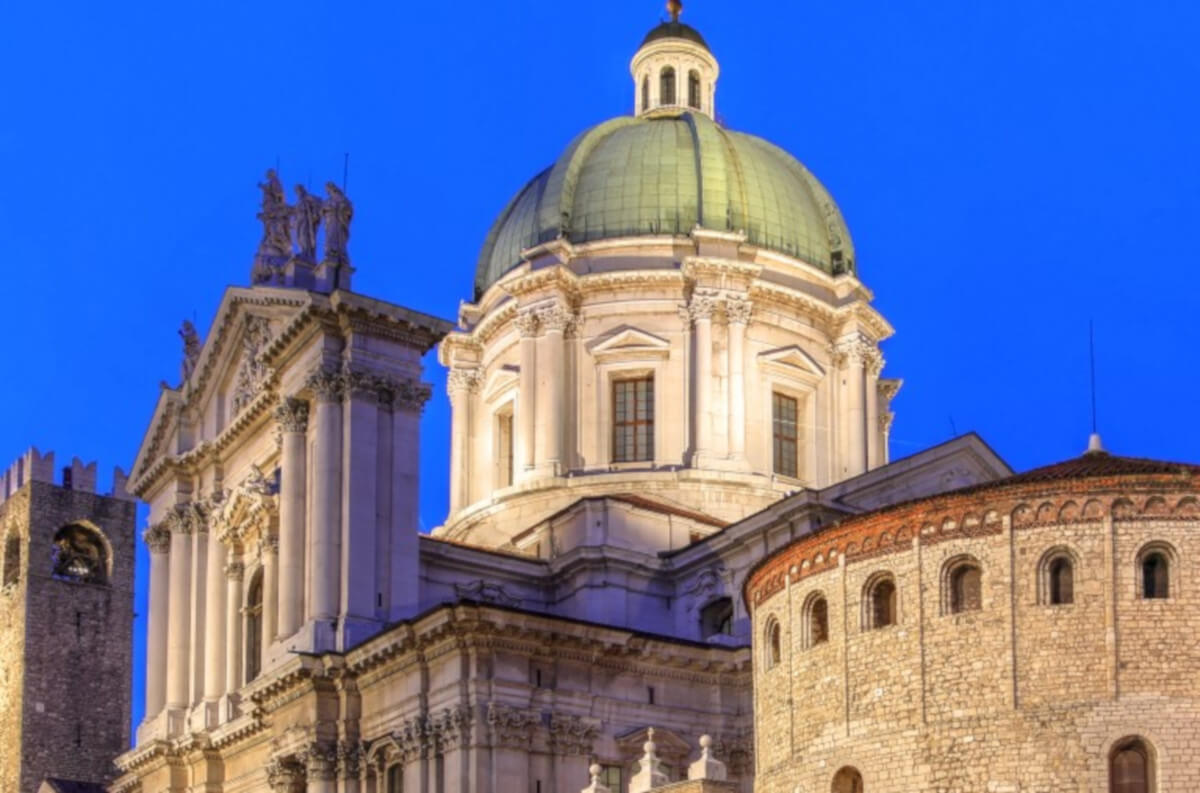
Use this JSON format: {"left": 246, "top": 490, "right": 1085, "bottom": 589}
{"left": 501, "top": 264, "right": 581, "bottom": 300}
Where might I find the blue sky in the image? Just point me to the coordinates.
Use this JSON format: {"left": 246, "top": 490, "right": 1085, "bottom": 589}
{"left": 2, "top": 0, "right": 1197, "bottom": 734}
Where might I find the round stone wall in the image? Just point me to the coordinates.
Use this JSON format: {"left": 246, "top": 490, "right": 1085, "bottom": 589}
{"left": 744, "top": 454, "right": 1200, "bottom": 793}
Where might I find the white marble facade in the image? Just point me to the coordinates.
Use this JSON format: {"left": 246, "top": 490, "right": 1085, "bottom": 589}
{"left": 113, "top": 16, "right": 1017, "bottom": 793}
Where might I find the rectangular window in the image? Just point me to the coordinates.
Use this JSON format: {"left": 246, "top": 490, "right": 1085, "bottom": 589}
{"left": 612, "top": 377, "right": 654, "bottom": 463}
{"left": 772, "top": 392, "right": 798, "bottom": 478}
{"left": 496, "top": 411, "right": 514, "bottom": 487}
{"left": 600, "top": 766, "right": 623, "bottom": 789}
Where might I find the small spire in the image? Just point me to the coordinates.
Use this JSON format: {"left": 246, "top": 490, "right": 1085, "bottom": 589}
{"left": 668, "top": 0, "right": 682, "bottom": 22}
{"left": 1086, "top": 432, "right": 1106, "bottom": 455}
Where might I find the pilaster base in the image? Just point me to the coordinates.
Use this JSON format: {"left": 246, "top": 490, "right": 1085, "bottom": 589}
{"left": 220, "top": 692, "right": 241, "bottom": 722}
{"left": 136, "top": 709, "right": 169, "bottom": 744}
{"left": 278, "top": 618, "right": 340, "bottom": 655}
{"left": 165, "top": 706, "right": 189, "bottom": 738}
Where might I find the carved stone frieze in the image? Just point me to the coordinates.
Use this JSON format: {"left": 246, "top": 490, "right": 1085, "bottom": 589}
{"left": 275, "top": 397, "right": 310, "bottom": 433}
{"left": 486, "top": 702, "right": 540, "bottom": 749}
{"left": 548, "top": 713, "right": 599, "bottom": 756}
{"left": 232, "top": 316, "right": 274, "bottom": 414}
{"left": 453, "top": 579, "right": 522, "bottom": 607}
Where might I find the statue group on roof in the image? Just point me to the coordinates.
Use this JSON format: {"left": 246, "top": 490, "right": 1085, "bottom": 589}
{"left": 252, "top": 169, "right": 353, "bottom": 285}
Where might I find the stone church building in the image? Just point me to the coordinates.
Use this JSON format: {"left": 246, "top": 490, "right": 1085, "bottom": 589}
{"left": 0, "top": 6, "right": 1170, "bottom": 793}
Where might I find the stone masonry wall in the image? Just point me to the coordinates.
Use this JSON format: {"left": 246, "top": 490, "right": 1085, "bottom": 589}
{"left": 9, "top": 480, "right": 136, "bottom": 793}
{"left": 748, "top": 479, "right": 1200, "bottom": 793}
{"left": 0, "top": 488, "right": 31, "bottom": 793}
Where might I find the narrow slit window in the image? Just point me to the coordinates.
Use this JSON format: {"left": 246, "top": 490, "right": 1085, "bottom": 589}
{"left": 496, "top": 411, "right": 514, "bottom": 487}
{"left": 1049, "top": 556, "right": 1074, "bottom": 604}
{"left": 773, "top": 392, "right": 799, "bottom": 478}
{"left": 641, "top": 75, "right": 650, "bottom": 111}
{"left": 1142, "top": 552, "right": 1169, "bottom": 599}
{"left": 245, "top": 570, "right": 263, "bottom": 682}
{"left": 613, "top": 377, "right": 654, "bottom": 462}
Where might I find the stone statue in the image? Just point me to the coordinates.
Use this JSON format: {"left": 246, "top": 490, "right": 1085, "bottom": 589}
{"left": 321, "top": 182, "right": 353, "bottom": 266}
{"left": 292, "top": 184, "right": 322, "bottom": 262}
{"left": 252, "top": 168, "right": 292, "bottom": 284}
{"left": 179, "top": 320, "right": 201, "bottom": 382}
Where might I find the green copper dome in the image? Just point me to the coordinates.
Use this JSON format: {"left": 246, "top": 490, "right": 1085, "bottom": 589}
{"left": 475, "top": 111, "right": 855, "bottom": 297}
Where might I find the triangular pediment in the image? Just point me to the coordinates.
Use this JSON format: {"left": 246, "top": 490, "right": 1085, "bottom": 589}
{"left": 587, "top": 325, "right": 671, "bottom": 361}
{"left": 483, "top": 365, "right": 520, "bottom": 401}
{"left": 758, "top": 344, "right": 825, "bottom": 377}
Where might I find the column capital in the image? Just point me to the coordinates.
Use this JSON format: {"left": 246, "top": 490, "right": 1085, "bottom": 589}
{"left": 514, "top": 307, "right": 540, "bottom": 338}
{"left": 688, "top": 289, "right": 720, "bottom": 323}
{"left": 143, "top": 524, "right": 172, "bottom": 554}
{"left": 260, "top": 534, "right": 279, "bottom": 556}
{"left": 341, "top": 367, "right": 383, "bottom": 402}
{"left": 224, "top": 561, "right": 245, "bottom": 581}
{"left": 537, "top": 303, "right": 576, "bottom": 335}
{"left": 830, "top": 333, "right": 876, "bottom": 368}
{"left": 303, "top": 742, "right": 338, "bottom": 781}
{"left": 275, "top": 397, "right": 310, "bottom": 433}
{"left": 724, "top": 294, "right": 752, "bottom": 325}
{"left": 865, "top": 349, "right": 884, "bottom": 377}
{"left": 305, "top": 366, "right": 344, "bottom": 403}
{"left": 336, "top": 739, "right": 365, "bottom": 780}
{"left": 393, "top": 379, "right": 434, "bottom": 413}
{"left": 879, "top": 413, "right": 895, "bottom": 434}
{"left": 265, "top": 756, "right": 305, "bottom": 793}
{"left": 446, "top": 367, "right": 482, "bottom": 396}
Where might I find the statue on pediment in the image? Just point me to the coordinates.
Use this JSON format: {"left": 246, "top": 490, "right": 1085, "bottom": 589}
{"left": 252, "top": 168, "right": 292, "bottom": 284}
{"left": 321, "top": 181, "right": 353, "bottom": 266}
{"left": 179, "top": 320, "right": 202, "bottom": 382}
{"left": 292, "top": 184, "right": 322, "bottom": 262}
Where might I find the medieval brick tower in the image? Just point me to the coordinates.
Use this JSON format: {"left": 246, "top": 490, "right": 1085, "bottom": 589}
{"left": 0, "top": 448, "right": 136, "bottom": 793}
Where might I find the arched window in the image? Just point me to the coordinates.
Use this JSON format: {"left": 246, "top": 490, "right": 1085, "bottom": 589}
{"left": 864, "top": 575, "right": 897, "bottom": 630}
{"left": 386, "top": 764, "right": 403, "bottom": 793}
{"left": 245, "top": 569, "right": 263, "bottom": 682}
{"left": 660, "top": 66, "right": 676, "bottom": 106}
{"left": 641, "top": 75, "right": 650, "bottom": 111}
{"left": 687, "top": 70, "right": 701, "bottom": 109}
{"left": 1110, "top": 737, "right": 1152, "bottom": 793}
{"left": 946, "top": 558, "right": 983, "bottom": 614}
{"left": 1141, "top": 549, "right": 1170, "bottom": 599}
{"left": 700, "top": 597, "right": 733, "bottom": 638}
{"left": 51, "top": 523, "right": 109, "bottom": 585}
{"left": 764, "top": 617, "right": 781, "bottom": 668}
{"left": 3, "top": 533, "right": 19, "bottom": 587}
{"left": 1049, "top": 556, "right": 1074, "bottom": 605}
{"left": 832, "top": 766, "right": 864, "bottom": 793}
{"left": 804, "top": 592, "right": 829, "bottom": 648}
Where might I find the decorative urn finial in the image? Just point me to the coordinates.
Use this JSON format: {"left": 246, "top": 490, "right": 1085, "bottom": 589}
{"left": 668, "top": 0, "right": 682, "bottom": 22}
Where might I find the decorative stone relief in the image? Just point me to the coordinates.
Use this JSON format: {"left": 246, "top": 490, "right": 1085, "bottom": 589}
{"left": 302, "top": 742, "right": 338, "bottom": 781}
{"left": 265, "top": 755, "right": 305, "bottom": 793}
{"left": 232, "top": 316, "right": 274, "bottom": 414}
{"left": 431, "top": 705, "right": 473, "bottom": 753}
{"left": 683, "top": 565, "right": 731, "bottom": 608}
{"left": 548, "top": 713, "right": 599, "bottom": 756}
{"left": 453, "top": 579, "right": 522, "bottom": 607}
{"left": 486, "top": 702, "right": 540, "bottom": 749}
{"left": 830, "top": 333, "right": 875, "bottom": 368}
{"left": 446, "top": 368, "right": 482, "bottom": 396}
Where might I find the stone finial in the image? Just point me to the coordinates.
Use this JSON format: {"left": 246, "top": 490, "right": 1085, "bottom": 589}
{"left": 629, "top": 728, "right": 670, "bottom": 793}
{"left": 1086, "top": 432, "right": 1106, "bottom": 455}
{"left": 581, "top": 763, "right": 612, "bottom": 793}
{"left": 687, "top": 734, "right": 727, "bottom": 781}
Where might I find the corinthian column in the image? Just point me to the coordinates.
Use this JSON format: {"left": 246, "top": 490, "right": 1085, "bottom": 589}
{"left": 689, "top": 290, "right": 719, "bottom": 465}
{"left": 201, "top": 523, "right": 227, "bottom": 722}
{"left": 446, "top": 368, "right": 480, "bottom": 513}
{"left": 142, "top": 524, "right": 171, "bottom": 720}
{"left": 275, "top": 397, "right": 308, "bottom": 639}
{"left": 262, "top": 535, "right": 279, "bottom": 647}
{"left": 515, "top": 309, "right": 539, "bottom": 482}
{"left": 164, "top": 509, "right": 194, "bottom": 718}
{"left": 833, "top": 334, "right": 871, "bottom": 478}
{"left": 725, "top": 296, "right": 751, "bottom": 462}
{"left": 307, "top": 368, "right": 343, "bottom": 642}
{"left": 865, "top": 351, "right": 883, "bottom": 470}
{"left": 224, "top": 560, "right": 244, "bottom": 700}
{"left": 305, "top": 743, "right": 338, "bottom": 793}
{"left": 536, "top": 304, "right": 572, "bottom": 476}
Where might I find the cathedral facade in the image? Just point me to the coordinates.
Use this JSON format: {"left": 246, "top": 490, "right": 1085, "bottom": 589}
{"left": 98, "top": 9, "right": 1138, "bottom": 793}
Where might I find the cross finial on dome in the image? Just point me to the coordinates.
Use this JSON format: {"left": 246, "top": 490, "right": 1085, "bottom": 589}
{"left": 668, "top": 0, "right": 682, "bottom": 22}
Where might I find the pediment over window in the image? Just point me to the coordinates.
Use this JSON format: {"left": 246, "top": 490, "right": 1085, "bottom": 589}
{"left": 758, "top": 345, "right": 825, "bottom": 378}
{"left": 483, "top": 365, "right": 520, "bottom": 401}
{"left": 587, "top": 325, "right": 671, "bottom": 362}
